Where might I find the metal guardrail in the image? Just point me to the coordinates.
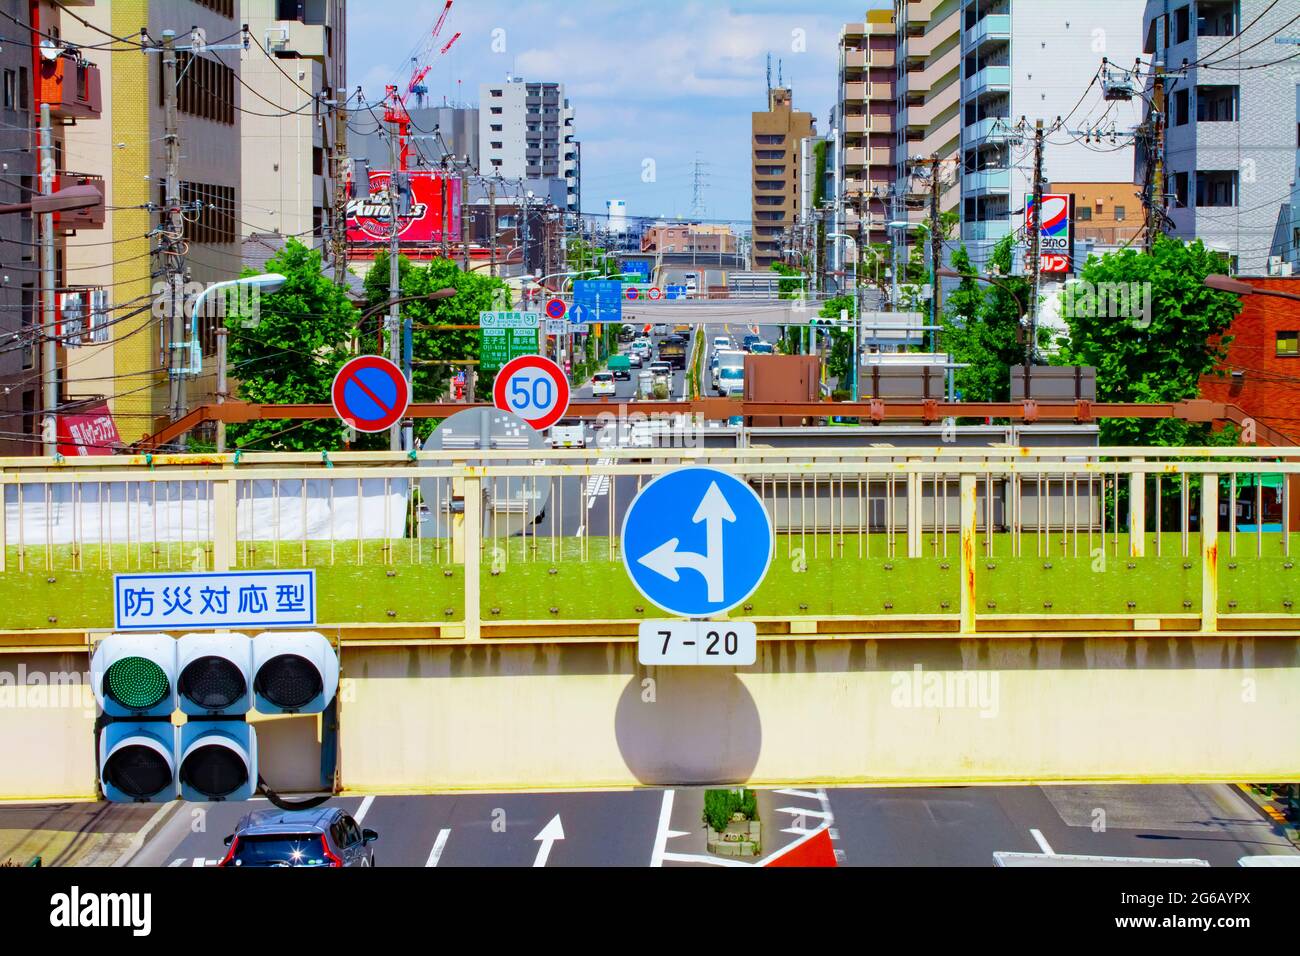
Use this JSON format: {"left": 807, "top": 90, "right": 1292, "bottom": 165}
{"left": 0, "top": 446, "right": 1296, "bottom": 638}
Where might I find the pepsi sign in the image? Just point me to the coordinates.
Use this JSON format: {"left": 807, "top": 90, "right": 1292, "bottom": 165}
{"left": 1025, "top": 194, "right": 1074, "bottom": 273}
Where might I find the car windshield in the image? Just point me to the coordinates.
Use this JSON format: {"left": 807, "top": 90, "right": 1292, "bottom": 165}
{"left": 230, "top": 833, "right": 330, "bottom": 867}
{"left": 595, "top": 374, "right": 612, "bottom": 382}
{"left": 721, "top": 368, "right": 743, "bottom": 380}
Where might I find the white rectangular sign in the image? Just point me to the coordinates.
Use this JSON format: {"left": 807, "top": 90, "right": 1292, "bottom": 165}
{"left": 638, "top": 620, "right": 757, "bottom": 666}
{"left": 114, "top": 570, "right": 316, "bottom": 631}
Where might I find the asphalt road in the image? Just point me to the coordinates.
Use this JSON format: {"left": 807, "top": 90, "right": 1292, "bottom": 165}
{"left": 127, "top": 783, "right": 1295, "bottom": 868}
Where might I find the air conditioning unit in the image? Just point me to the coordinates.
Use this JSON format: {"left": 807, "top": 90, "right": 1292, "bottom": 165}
{"left": 265, "top": 27, "right": 289, "bottom": 52}
{"left": 1268, "top": 255, "right": 1285, "bottom": 276}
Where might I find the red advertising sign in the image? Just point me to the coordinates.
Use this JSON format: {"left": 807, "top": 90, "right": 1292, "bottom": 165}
{"left": 346, "top": 170, "right": 461, "bottom": 245}
{"left": 57, "top": 402, "right": 121, "bottom": 456}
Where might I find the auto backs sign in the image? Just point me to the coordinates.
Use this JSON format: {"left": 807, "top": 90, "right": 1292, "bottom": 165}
{"left": 347, "top": 170, "right": 460, "bottom": 245}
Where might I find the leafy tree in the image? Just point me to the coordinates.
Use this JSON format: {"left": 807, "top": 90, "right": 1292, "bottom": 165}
{"left": 818, "top": 294, "right": 855, "bottom": 384}
{"left": 363, "top": 251, "right": 513, "bottom": 442}
{"left": 940, "top": 237, "right": 1031, "bottom": 402}
{"left": 1052, "top": 234, "right": 1239, "bottom": 445}
{"left": 769, "top": 261, "right": 805, "bottom": 300}
{"left": 224, "top": 239, "right": 358, "bottom": 451}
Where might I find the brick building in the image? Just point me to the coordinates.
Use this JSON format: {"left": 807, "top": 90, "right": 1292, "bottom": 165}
{"left": 1199, "top": 276, "right": 1300, "bottom": 444}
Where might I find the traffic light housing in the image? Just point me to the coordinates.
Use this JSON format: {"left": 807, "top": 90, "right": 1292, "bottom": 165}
{"left": 92, "top": 631, "right": 337, "bottom": 803}
{"left": 253, "top": 631, "right": 339, "bottom": 715}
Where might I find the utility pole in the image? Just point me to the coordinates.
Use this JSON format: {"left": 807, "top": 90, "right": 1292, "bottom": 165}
{"left": 387, "top": 116, "right": 403, "bottom": 452}
{"left": 38, "top": 102, "right": 55, "bottom": 455}
{"left": 332, "top": 97, "right": 349, "bottom": 284}
{"left": 888, "top": 183, "right": 900, "bottom": 312}
{"left": 440, "top": 162, "right": 450, "bottom": 260}
{"left": 1145, "top": 61, "right": 1166, "bottom": 254}
{"left": 488, "top": 177, "right": 497, "bottom": 278}
{"left": 1028, "top": 118, "right": 1044, "bottom": 365}
{"left": 926, "top": 154, "right": 943, "bottom": 353}
{"left": 460, "top": 164, "right": 471, "bottom": 271}
{"left": 162, "top": 31, "right": 189, "bottom": 447}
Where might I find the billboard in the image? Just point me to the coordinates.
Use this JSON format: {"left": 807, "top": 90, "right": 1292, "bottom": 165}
{"left": 1024, "top": 193, "right": 1075, "bottom": 274}
{"left": 347, "top": 170, "right": 461, "bottom": 246}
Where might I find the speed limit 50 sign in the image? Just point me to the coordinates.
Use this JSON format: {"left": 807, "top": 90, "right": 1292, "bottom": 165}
{"left": 492, "top": 354, "right": 571, "bottom": 431}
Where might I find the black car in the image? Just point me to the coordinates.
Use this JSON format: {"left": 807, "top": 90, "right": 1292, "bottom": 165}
{"left": 219, "top": 806, "right": 378, "bottom": 867}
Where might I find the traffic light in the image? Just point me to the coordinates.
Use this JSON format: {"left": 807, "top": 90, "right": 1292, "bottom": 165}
{"left": 92, "top": 632, "right": 338, "bottom": 803}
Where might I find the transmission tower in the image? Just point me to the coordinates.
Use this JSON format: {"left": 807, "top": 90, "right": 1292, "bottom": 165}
{"left": 690, "top": 154, "right": 711, "bottom": 220}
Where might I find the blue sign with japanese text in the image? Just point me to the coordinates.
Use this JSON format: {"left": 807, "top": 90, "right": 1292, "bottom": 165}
{"left": 113, "top": 570, "right": 317, "bottom": 631}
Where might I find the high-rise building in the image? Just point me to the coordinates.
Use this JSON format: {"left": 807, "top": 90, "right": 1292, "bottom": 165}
{"left": 838, "top": 10, "right": 898, "bottom": 249}
{"left": 751, "top": 87, "right": 814, "bottom": 270}
{"left": 478, "top": 77, "right": 580, "bottom": 213}
{"left": 239, "top": 0, "right": 346, "bottom": 251}
{"left": 960, "top": 0, "right": 1144, "bottom": 266}
{"left": 64, "top": 0, "right": 243, "bottom": 441}
{"left": 1144, "top": 0, "right": 1299, "bottom": 273}
{"left": 893, "top": 0, "right": 961, "bottom": 257}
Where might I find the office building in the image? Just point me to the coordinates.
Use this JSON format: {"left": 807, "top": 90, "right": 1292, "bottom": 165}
{"left": 751, "top": 87, "right": 814, "bottom": 270}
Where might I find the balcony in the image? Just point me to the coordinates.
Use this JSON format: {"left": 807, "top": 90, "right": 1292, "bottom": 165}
{"left": 872, "top": 48, "right": 896, "bottom": 69}
{"left": 843, "top": 81, "right": 867, "bottom": 101}
{"left": 962, "top": 219, "right": 1012, "bottom": 242}
{"left": 845, "top": 147, "right": 868, "bottom": 168}
{"left": 965, "top": 115, "right": 1010, "bottom": 145}
{"left": 963, "top": 167, "right": 1010, "bottom": 195}
{"left": 844, "top": 49, "right": 868, "bottom": 69}
{"left": 52, "top": 173, "right": 105, "bottom": 231}
{"left": 870, "top": 146, "right": 892, "bottom": 167}
{"left": 844, "top": 114, "right": 869, "bottom": 134}
{"left": 38, "top": 54, "right": 101, "bottom": 120}
{"left": 871, "top": 112, "right": 895, "bottom": 134}
{"left": 963, "top": 65, "right": 1011, "bottom": 100}
{"left": 963, "top": 13, "right": 1011, "bottom": 52}
{"left": 906, "top": 45, "right": 960, "bottom": 94}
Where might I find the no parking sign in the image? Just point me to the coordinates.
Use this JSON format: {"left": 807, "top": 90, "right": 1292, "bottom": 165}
{"left": 332, "top": 355, "right": 410, "bottom": 433}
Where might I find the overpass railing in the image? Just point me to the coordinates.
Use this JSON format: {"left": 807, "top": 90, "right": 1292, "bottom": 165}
{"left": 1, "top": 446, "right": 1295, "bottom": 640}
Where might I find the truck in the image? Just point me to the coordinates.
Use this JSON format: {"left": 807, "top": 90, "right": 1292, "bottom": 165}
{"left": 713, "top": 349, "right": 745, "bottom": 397}
{"left": 608, "top": 354, "right": 631, "bottom": 381}
{"left": 657, "top": 335, "right": 688, "bottom": 370}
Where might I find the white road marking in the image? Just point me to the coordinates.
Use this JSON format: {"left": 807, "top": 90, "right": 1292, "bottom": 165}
{"left": 191, "top": 857, "right": 208, "bottom": 866}
{"left": 774, "top": 788, "right": 824, "bottom": 800}
{"left": 650, "top": 789, "right": 690, "bottom": 867}
{"left": 775, "top": 806, "right": 831, "bottom": 820}
{"left": 1030, "top": 828, "right": 1056, "bottom": 855}
{"left": 425, "top": 828, "right": 451, "bottom": 867}
{"left": 354, "top": 795, "right": 374, "bottom": 823}
{"left": 168, "top": 858, "right": 184, "bottom": 867}
{"left": 533, "top": 814, "right": 565, "bottom": 867}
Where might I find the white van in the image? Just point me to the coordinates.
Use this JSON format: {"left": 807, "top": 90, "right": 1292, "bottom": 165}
{"left": 591, "top": 371, "right": 617, "bottom": 397}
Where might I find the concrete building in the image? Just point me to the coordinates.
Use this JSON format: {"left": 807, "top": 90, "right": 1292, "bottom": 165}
{"left": 478, "top": 76, "right": 580, "bottom": 213}
{"left": 240, "top": 0, "right": 345, "bottom": 252}
{"left": 838, "top": 10, "right": 898, "bottom": 249}
{"left": 959, "top": 0, "right": 1145, "bottom": 268}
{"left": 1275, "top": 83, "right": 1299, "bottom": 271}
{"left": 1145, "top": 0, "right": 1299, "bottom": 274}
{"left": 63, "top": 0, "right": 243, "bottom": 442}
{"left": 641, "top": 223, "right": 737, "bottom": 255}
{"left": 751, "top": 87, "right": 814, "bottom": 270}
{"left": 893, "top": 0, "right": 961, "bottom": 259}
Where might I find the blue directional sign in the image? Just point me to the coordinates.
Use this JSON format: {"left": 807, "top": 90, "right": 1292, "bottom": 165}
{"left": 621, "top": 260, "right": 651, "bottom": 281}
{"left": 572, "top": 279, "right": 623, "bottom": 327}
{"left": 666, "top": 285, "right": 688, "bottom": 300}
{"left": 621, "top": 467, "right": 773, "bottom": 618}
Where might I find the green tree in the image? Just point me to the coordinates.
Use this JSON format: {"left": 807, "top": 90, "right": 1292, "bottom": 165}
{"left": 225, "top": 239, "right": 358, "bottom": 451}
{"left": 363, "top": 252, "right": 513, "bottom": 441}
{"left": 1053, "top": 234, "right": 1239, "bottom": 445}
{"left": 818, "top": 294, "right": 855, "bottom": 384}
{"left": 940, "top": 237, "right": 1031, "bottom": 402}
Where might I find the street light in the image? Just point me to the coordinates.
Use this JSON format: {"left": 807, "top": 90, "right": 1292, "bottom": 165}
{"left": 0, "top": 184, "right": 104, "bottom": 217}
{"left": 1204, "top": 273, "right": 1300, "bottom": 303}
{"left": 200, "top": 274, "right": 286, "bottom": 454}
{"left": 827, "top": 232, "right": 860, "bottom": 401}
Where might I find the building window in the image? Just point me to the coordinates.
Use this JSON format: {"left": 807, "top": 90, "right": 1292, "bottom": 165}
{"left": 276, "top": 0, "right": 300, "bottom": 19}
{"left": 3, "top": 70, "right": 14, "bottom": 110}
{"left": 21, "top": 286, "right": 34, "bottom": 370}
{"left": 1174, "top": 5, "right": 1190, "bottom": 44}
{"left": 196, "top": 0, "right": 235, "bottom": 17}
{"left": 490, "top": 89, "right": 503, "bottom": 97}
{"left": 1197, "top": 1, "right": 1238, "bottom": 37}
{"left": 1077, "top": 206, "right": 1093, "bottom": 221}
{"left": 1174, "top": 171, "right": 1190, "bottom": 207}
{"left": 163, "top": 52, "right": 235, "bottom": 125}
{"left": 18, "top": 66, "right": 27, "bottom": 111}
{"left": 1173, "top": 89, "right": 1189, "bottom": 126}
{"left": 1277, "top": 332, "right": 1299, "bottom": 357}
{"left": 312, "top": 146, "right": 323, "bottom": 176}
{"left": 1114, "top": 206, "right": 1126, "bottom": 221}
{"left": 1196, "top": 170, "right": 1238, "bottom": 207}
{"left": 1196, "top": 85, "right": 1238, "bottom": 122}
{"left": 490, "top": 124, "right": 502, "bottom": 132}
{"left": 755, "top": 134, "right": 785, "bottom": 145}
{"left": 490, "top": 107, "right": 502, "bottom": 115}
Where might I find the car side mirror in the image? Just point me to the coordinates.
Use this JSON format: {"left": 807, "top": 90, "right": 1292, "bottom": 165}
{"left": 223, "top": 834, "right": 234, "bottom": 846}
{"left": 363, "top": 828, "right": 379, "bottom": 844}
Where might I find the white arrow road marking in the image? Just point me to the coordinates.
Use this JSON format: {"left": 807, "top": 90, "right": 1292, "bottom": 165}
{"left": 774, "top": 788, "right": 825, "bottom": 800}
{"left": 775, "top": 806, "right": 831, "bottom": 820}
{"left": 638, "top": 481, "right": 735, "bottom": 601}
{"left": 425, "top": 828, "right": 451, "bottom": 867}
{"left": 533, "top": 814, "right": 565, "bottom": 867}
{"left": 650, "top": 790, "right": 691, "bottom": 867}
{"left": 1030, "top": 828, "right": 1056, "bottom": 855}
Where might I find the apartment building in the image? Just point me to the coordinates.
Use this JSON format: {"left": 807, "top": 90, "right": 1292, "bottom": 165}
{"left": 0, "top": 1, "right": 106, "bottom": 454}
{"left": 893, "top": 0, "right": 961, "bottom": 259}
{"left": 641, "top": 223, "right": 738, "bottom": 255}
{"left": 838, "top": 10, "right": 898, "bottom": 249}
{"left": 240, "top": 0, "right": 346, "bottom": 252}
{"left": 961, "top": 0, "right": 1145, "bottom": 267}
{"left": 478, "top": 77, "right": 580, "bottom": 213}
{"left": 352, "top": 105, "right": 479, "bottom": 174}
{"left": 751, "top": 87, "right": 814, "bottom": 270}
{"left": 63, "top": 0, "right": 242, "bottom": 442}
{"left": 1145, "top": 0, "right": 1299, "bottom": 273}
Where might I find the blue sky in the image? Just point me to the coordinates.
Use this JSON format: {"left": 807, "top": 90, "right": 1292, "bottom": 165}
{"left": 348, "top": 0, "right": 891, "bottom": 227}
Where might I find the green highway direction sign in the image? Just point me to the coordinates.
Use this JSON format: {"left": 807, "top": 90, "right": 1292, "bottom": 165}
{"left": 480, "top": 311, "right": 541, "bottom": 373}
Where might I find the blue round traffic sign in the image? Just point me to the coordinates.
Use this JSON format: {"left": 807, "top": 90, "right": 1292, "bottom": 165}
{"left": 621, "top": 467, "right": 773, "bottom": 618}
{"left": 545, "top": 297, "right": 567, "bottom": 320}
{"left": 331, "top": 355, "right": 410, "bottom": 433}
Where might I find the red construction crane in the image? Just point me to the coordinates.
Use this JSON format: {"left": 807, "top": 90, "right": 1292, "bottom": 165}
{"left": 383, "top": 4, "right": 461, "bottom": 171}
